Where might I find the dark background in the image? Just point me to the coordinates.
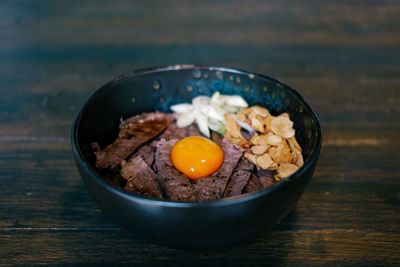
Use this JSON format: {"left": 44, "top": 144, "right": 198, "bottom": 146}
{"left": 0, "top": 1, "right": 399, "bottom": 266}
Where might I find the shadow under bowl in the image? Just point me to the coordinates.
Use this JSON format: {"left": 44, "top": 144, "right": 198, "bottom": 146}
{"left": 71, "top": 65, "right": 322, "bottom": 249}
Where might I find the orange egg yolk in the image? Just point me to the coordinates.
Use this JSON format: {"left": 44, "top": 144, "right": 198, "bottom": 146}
{"left": 171, "top": 136, "right": 224, "bottom": 180}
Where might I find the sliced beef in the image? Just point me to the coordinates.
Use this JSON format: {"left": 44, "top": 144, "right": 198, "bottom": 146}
{"left": 118, "top": 112, "right": 173, "bottom": 138}
{"left": 155, "top": 139, "right": 197, "bottom": 201}
{"left": 93, "top": 112, "right": 173, "bottom": 169}
{"left": 243, "top": 174, "right": 263, "bottom": 194}
{"left": 130, "top": 140, "right": 157, "bottom": 167}
{"left": 193, "top": 139, "right": 243, "bottom": 200}
{"left": 100, "top": 167, "right": 126, "bottom": 188}
{"left": 159, "top": 122, "right": 203, "bottom": 140}
{"left": 187, "top": 124, "right": 202, "bottom": 136}
{"left": 256, "top": 168, "right": 275, "bottom": 188}
{"left": 158, "top": 122, "right": 188, "bottom": 140}
{"left": 120, "top": 156, "right": 163, "bottom": 199}
{"left": 223, "top": 157, "right": 254, "bottom": 197}
{"left": 211, "top": 131, "right": 223, "bottom": 145}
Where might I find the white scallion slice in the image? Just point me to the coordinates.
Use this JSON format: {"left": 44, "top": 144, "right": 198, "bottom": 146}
{"left": 199, "top": 104, "right": 211, "bottom": 116}
{"left": 207, "top": 105, "right": 226, "bottom": 122}
{"left": 224, "top": 95, "right": 248, "bottom": 107}
{"left": 223, "top": 105, "right": 240, "bottom": 113}
{"left": 199, "top": 104, "right": 225, "bottom": 123}
{"left": 176, "top": 112, "right": 195, "bottom": 128}
{"left": 210, "top": 92, "right": 223, "bottom": 106}
{"left": 170, "top": 103, "right": 193, "bottom": 113}
{"left": 208, "top": 118, "right": 226, "bottom": 135}
{"left": 192, "top": 96, "right": 211, "bottom": 107}
{"left": 195, "top": 109, "right": 210, "bottom": 138}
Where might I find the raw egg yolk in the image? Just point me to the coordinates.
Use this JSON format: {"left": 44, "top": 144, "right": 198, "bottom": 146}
{"left": 171, "top": 136, "right": 224, "bottom": 180}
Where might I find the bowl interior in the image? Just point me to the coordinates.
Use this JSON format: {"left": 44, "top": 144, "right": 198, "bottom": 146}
{"left": 76, "top": 65, "right": 320, "bottom": 187}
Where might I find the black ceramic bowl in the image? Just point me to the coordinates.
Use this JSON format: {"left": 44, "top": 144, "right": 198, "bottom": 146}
{"left": 71, "top": 65, "right": 322, "bottom": 249}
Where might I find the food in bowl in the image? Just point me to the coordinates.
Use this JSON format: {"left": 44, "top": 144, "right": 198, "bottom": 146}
{"left": 72, "top": 65, "right": 322, "bottom": 248}
{"left": 92, "top": 91, "right": 304, "bottom": 201}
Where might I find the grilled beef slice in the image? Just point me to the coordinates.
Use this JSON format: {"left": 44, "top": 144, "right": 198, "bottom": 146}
{"left": 121, "top": 156, "right": 163, "bottom": 199}
{"left": 158, "top": 122, "right": 188, "bottom": 140}
{"left": 186, "top": 124, "right": 202, "bottom": 136}
{"left": 223, "top": 157, "right": 254, "bottom": 197}
{"left": 93, "top": 112, "right": 173, "bottom": 169}
{"left": 243, "top": 174, "right": 263, "bottom": 193}
{"left": 256, "top": 168, "right": 275, "bottom": 188}
{"left": 243, "top": 168, "right": 276, "bottom": 194}
{"left": 193, "top": 139, "right": 243, "bottom": 200}
{"left": 130, "top": 140, "right": 157, "bottom": 167}
{"left": 210, "top": 131, "right": 223, "bottom": 145}
{"left": 155, "top": 139, "right": 198, "bottom": 201}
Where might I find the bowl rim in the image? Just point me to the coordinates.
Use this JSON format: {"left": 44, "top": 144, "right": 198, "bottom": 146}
{"left": 71, "top": 64, "right": 322, "bottom": 208}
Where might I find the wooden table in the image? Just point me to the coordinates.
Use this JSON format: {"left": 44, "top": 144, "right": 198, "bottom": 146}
{"left": 1, "top": 1, "right": 399, "bottom": 266}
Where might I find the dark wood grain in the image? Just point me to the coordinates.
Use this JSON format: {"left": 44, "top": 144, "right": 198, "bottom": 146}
{"left": 1, "top": 231, "right": 399, "bottom": 267}
{"left": 1, "top": 0, "right": 399, "bottom": 266}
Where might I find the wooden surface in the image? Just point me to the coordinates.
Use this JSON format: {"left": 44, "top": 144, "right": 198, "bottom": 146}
{"left": 1, "top": 0, "right": 399, "bottom": 266}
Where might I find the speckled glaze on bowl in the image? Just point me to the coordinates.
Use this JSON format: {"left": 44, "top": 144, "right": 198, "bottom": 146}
{"left": 71, "top": 65, "right": 322, "bottom": 249}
